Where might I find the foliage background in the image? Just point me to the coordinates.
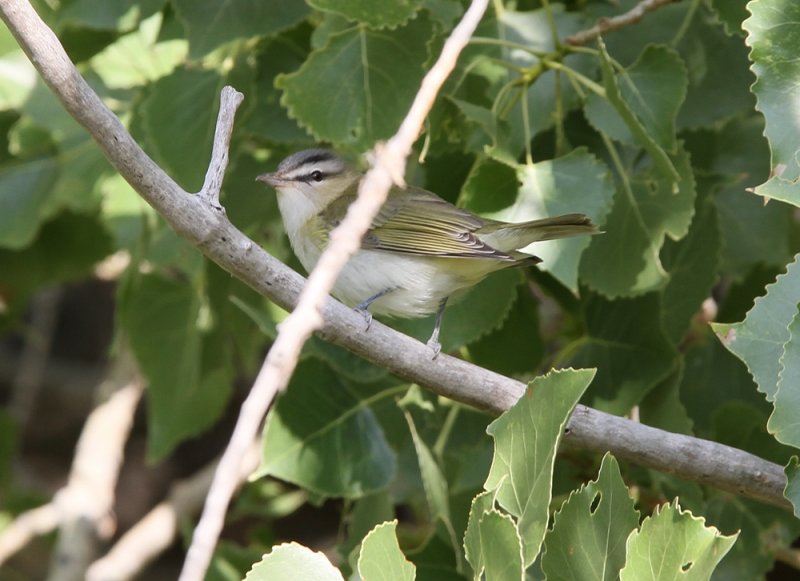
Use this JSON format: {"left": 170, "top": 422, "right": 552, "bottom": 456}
{"left": 2, "top": 0, "right": 800, "bottom": 578}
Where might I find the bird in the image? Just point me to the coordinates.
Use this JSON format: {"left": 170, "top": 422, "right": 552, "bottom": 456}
{"left": 257, "top": 149, "right": 597, "bottom": 357}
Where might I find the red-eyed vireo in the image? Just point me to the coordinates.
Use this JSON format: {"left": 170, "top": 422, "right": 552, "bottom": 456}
{"left": 257, "top": 149, "right": 597, "bottom": 357}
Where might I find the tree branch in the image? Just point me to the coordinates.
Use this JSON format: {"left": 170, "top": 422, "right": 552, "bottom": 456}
{"left": 0, "top": 2, "right": 791, "bottom": 578}
{"left": 565, "top": 0, "right": 677, "bottom": 46}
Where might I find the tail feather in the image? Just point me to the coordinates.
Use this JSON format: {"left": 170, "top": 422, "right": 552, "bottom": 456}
{"left": 479, "top": 213, "right": 599, "bottom": 251}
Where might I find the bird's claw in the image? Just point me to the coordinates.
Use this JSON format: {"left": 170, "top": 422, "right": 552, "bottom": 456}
{"left": 426, "top": 337, "right": 442, "bottom": 359}
{"left": 355, "top": 307, "right": 373, "bottom": 331}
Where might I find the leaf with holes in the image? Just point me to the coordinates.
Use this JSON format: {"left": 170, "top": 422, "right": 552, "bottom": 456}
{"left": 619, "top": 500, "right": 737, "bottom": 580}
{"left": 542, "top": 453, "right": 639, "bottom": 581}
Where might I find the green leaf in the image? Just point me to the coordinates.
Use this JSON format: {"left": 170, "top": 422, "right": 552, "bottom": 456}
{"left": 0, "top": 156, "right": 59, "bottom": 248}
{"left": 90, "top": 12, "right": 186, "bottom": 89}
{"left": 744, "top": 0, "right": 800, "bottom": 186}
{"left": 276, "top": 15, "right": 434, "bottom": 149}
{"left": 468, "top": 286, "right": 544, "bottom": 377}
{"left": 585, "top": 45, "right": 687, "bottom": 153}
{"left": 254, "top": 360, "right": 399, "bottom": 498}
{"left": 593, "top": 39, "right": 679, "bottom": 182}
{"left": 478, "top": 510, "right": 524, "bottom": 581}
{"left": 173, "top": 0, "right": 310, "bottom": 58}
{"left": 57, "top": 0, "right": 163, "bottom": 31}
{"left": 463, "top": 490, "right": 494, "bottom": 578}
{"left": 710, "top": 0, "right": 748, "bottom": 36}
{"left": 0, "top": 27, "right": 37, "bottom": 110}
{"left": 357, "top": 520, "right": 416, "bottom": 581}
{"left": 784, "top": 456, "right": 800, "bottom": 518}
{"left": 480, "top": 150, "right": 614, "bottom": 293}
{"left": 568, "top": 292, "right": 677, "bottom": 414}
{"left": 541, "top": 454, "right": 640, "bottom": 581}
{"left": 769, "top": 307, "right": 800, "bottom": 448}
{"left": 619, "top": 500, "right": 738, "bottom": 580}
{"left": 459, "top": 156, "right": 518, "bottom": 215}
{"left": 484, "top": 368, "right": 596, "bottom": 565}
{"left": 404, "top": 410, "right": 461, "bottom": 568}
{"left": 244, "top": 542, "right": 344, "bottom": 581}
{"left": 338, "top": 491, "right": 394, "bottom": 565}
{"left": 119, "top": 273, "right": 233, "bottom": 461}
{"left": 711, "top": 254, "right": 800, "bottom": 400}
{"left": 580, "top": 143, "right": 696, "bottom": 298}
{"left": 639, "top": 363, "right": 694, "bottom": 436}
{"left": 660, "top": 186, "right": 721, "bottom": 345}
{"left": 308, "top": 0, "right": 424, "bottom": 29}
{"left": 391, "top": 268, "right": 522, "bottom": 353}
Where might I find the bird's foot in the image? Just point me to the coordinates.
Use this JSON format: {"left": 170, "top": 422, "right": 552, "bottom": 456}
{"left": 426, "top": 336, "right": 442, "bottom": 359}
{"left": 354, "top": 306, "right": 373, "bottom": 331}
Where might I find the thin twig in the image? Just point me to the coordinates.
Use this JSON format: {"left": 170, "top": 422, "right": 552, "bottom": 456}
{"left": 565, "top": 0, "right": 677, "bottom": 46}
{"left": 199, "top": 86, "right": 243, "bottom": 209}
{"left": 85, "top": 442, "right": 260, "bottom": 581}
{"left": 0, "top": 504, "right": 59, "bottom": 563}
{"left": 47, "top": 375, "right": 143, "bottom": 581}
{"left": 179, "top": 2, "right": 491, "bottom": 579}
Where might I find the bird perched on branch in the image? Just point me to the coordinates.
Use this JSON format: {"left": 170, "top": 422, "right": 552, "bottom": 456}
{"left": 257, "top": 149, "right": 597, "bottom": 357}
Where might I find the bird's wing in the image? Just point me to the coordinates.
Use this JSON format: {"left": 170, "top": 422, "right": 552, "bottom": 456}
{"left": 322, "top": 187, "right": 515, "bottom": 260}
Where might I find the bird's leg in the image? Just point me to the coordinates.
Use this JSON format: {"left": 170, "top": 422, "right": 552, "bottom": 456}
{"left": 354, "top": 288, "right": 397, "bottom": 330}
{"left": 426, "top": 298, "right": 449, "bottom": 359}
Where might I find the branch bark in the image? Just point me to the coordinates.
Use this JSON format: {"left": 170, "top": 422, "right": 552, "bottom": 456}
{"left": 0, "top": 1, "right": 792, "bottom": 578}
{"left": 565, "top": 0, "right": 677, "bottom": 46}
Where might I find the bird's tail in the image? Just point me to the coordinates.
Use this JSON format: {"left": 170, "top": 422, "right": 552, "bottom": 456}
{"left": 479, "top": 213, "right": 599, "bottom": 251}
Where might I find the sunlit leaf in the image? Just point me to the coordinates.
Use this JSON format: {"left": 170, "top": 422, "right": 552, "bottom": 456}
{"left": 357, "top": 521, "right": 416, "bottom": 581}
{"left": 244, "top": 543, "right": 344, "bottom": 581}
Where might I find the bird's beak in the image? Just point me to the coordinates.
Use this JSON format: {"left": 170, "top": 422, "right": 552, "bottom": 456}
{"left": 256, "top": 172, "right": 286, "bottom": 188}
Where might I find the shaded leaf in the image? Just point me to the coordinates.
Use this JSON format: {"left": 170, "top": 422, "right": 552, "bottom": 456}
{"left": 254, "top": 360, "right": 398, "bottom": 498}
{"left": 277, "top": 16, "right": 434, "bottom": 149}
{"left": 585, "top": 45, "right": 687, "bottom": 153}
{"left": 308, "top": 0, "right": 424, "bottom": 29}
{"left": 485, "top": 368, "right": 595, "bottom": 565}
{"left": 769, "top": 307, "right": 800, "bottom": 448}
{"left": 568, "top": 292, "right": 676, "bottom": 414}
{"left": 711, "top": 254, "right": 800, "bottom": 400}
{"left": 173, "top": 0, "right": 310, "bottom": 57}
{"left": 119, "top": 273, "right": 233, "bottom": 461}
{"left": 463, "top": 490, "right": 494, "bottom": 578}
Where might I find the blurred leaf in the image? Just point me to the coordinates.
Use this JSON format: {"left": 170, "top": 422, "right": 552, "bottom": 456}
{"left": 357, "top": 521, "right": 416, "bottom": 581}
{"left": 459, "top": 156, "right": 518, "bottom": 214}
{"left": 580, "top": 144, "right": 696, "bottom": 297}
{"left": 57, "top": 0, "right": 163, "bottom": 30}
{"left": 173, "top": 0, "right": 310, "bottom": 58}
{"left": 482, "top": 149, "right": 615, "bottom": 292}
{"left": 568, "top": 292, "right": 676, "bottom": 414}
{"left": 542, "top": 454, "right": 639, "bottom": 581}
{"left": 485, "top": 368, "right": 595, "bottom": 565}
{"left": 619, "top": 500, "right": 737, "bottom": 580}
{"left": 119, "top": 273, "right": 233, "bottom": 460}
{"left": 0, "top": 155, "right": 59, "bottom": 248}
{"left": 744, "top": 0, "right": 800, "bottom": 187}
{"left": 585, "top": 45, "right": 687, "bottom": 153}
{"left": 711, "top": 254, "right": 800, "bottom": 400}
{"left": 479, "top": 510, "right": 524, "bottom": 581}
{"left": 710, "top": 0, "right": 748, "bottom": 36}
{"left": 90, "top": 12, "right": 186, "bottom": 89}
{"left": 338, "top": 491, "right": 394, "bottom": 565}
{"left": 244, "top": 543, "right": 344, "bottom": 581}
{"left": 308, "top": 0, "right": 424, "bottom": 29}
{"left": 0, "top": 27, "right": 37, "bottom": 110}
{"left": 255, "top": 360, "right": 398, "bottom": 498}
{"left": 276, "top": 15, "right": 434, "bottom": 149}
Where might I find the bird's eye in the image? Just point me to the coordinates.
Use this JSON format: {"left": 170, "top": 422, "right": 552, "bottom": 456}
{"left": 310, "top": 170, "right": 324, "bottom": 182}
